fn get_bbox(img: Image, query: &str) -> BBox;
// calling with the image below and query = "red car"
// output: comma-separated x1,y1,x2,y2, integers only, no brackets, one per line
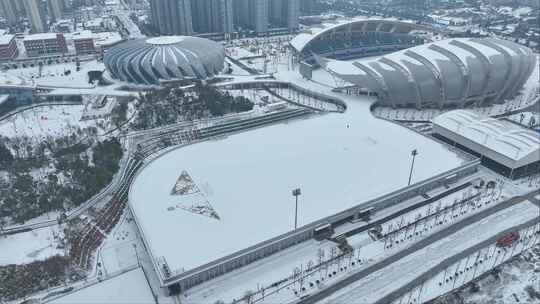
496,231,520,247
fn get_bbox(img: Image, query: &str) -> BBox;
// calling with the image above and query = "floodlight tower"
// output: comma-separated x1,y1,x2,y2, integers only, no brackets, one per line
408,149,419,186
292,188,302,230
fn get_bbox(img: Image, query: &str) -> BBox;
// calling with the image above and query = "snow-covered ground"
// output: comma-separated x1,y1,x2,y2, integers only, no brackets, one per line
506,111,540,128
0,104,95,140
2,60,105,89
401,224,540,304
321,201,540,303
0,225,65,265
98,212,143,275
225,58,252,76
457,244,540,304
47,268,155,304
226,47,258,60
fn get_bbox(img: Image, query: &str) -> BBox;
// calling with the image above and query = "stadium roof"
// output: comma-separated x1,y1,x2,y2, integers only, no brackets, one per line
318,38,536,108
433,110,540,168
290,17,440,53
104,36,225,85
129,99,465,286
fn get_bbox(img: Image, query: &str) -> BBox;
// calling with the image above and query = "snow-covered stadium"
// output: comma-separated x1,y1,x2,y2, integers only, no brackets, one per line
290,18,440,62
124,19,537,296
317,38,536,108
104,36,225,85
128,95,480,293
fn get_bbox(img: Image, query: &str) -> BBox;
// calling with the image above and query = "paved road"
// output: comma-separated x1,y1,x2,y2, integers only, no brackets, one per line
375,216,540,304
295,190,540,304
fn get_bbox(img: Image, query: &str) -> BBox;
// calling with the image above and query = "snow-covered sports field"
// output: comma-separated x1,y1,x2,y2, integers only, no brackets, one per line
129,78,467,277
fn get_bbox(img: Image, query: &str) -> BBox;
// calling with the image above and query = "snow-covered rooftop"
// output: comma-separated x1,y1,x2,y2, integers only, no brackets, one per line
23,33,60,41
129,93,466,283
433,110,540,166
67,31,123,48
92,32,123,48
70,30,94,40
0,33,14,45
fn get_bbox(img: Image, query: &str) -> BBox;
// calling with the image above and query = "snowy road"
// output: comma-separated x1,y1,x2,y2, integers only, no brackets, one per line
296,190,540,304
375,216,539,304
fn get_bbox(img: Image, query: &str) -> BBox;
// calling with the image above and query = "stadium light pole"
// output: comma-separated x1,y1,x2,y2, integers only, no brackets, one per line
292,188,302,230
408,149,419,186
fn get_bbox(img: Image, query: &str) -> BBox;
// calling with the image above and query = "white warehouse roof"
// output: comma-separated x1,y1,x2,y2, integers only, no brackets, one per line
432,110,540,169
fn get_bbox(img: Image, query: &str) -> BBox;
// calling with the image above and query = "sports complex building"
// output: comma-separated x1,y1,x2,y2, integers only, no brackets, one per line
290,18,439,63
126,19,538,294
433,110,540,179
104,36,225,85
128,100,479,293
289,18,536,109
318,38,536,109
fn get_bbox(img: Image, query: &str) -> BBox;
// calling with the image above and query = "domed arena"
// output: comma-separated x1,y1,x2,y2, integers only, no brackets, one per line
104,36,225,85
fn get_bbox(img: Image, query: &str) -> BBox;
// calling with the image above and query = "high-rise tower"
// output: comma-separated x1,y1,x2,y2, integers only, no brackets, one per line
0,0,19,25
191,0,233,34
47,0,64,21
149,0,193,35
23,0,47,33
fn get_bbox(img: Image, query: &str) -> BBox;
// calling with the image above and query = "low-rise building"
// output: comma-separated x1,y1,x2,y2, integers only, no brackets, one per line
23,33,67,57
433,110,540,179
92,31,123,51
72,31,96,55
0,34,18,60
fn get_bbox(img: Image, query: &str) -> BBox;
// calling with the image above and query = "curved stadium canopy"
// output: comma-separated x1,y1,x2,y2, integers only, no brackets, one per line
104,36,225,85
317,38,536,108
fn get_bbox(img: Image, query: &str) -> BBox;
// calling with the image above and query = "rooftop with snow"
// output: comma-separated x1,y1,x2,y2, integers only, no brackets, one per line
129,91,467,283
433,110,540,169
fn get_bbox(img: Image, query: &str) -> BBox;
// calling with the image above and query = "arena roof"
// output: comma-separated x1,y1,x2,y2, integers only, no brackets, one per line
433,110,540,169
318,37,536,108
290,17,440,53
104,36,225,85
129,97,466,286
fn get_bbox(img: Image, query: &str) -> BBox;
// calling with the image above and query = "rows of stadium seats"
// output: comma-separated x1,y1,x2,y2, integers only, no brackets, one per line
305,32,424,55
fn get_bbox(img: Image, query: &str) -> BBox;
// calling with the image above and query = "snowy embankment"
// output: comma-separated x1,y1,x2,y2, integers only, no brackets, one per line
47,268,154,304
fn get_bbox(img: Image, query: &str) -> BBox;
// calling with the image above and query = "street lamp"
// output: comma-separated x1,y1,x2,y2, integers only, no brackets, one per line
133,244,140,267
292,188,302,230
408,149,419,186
